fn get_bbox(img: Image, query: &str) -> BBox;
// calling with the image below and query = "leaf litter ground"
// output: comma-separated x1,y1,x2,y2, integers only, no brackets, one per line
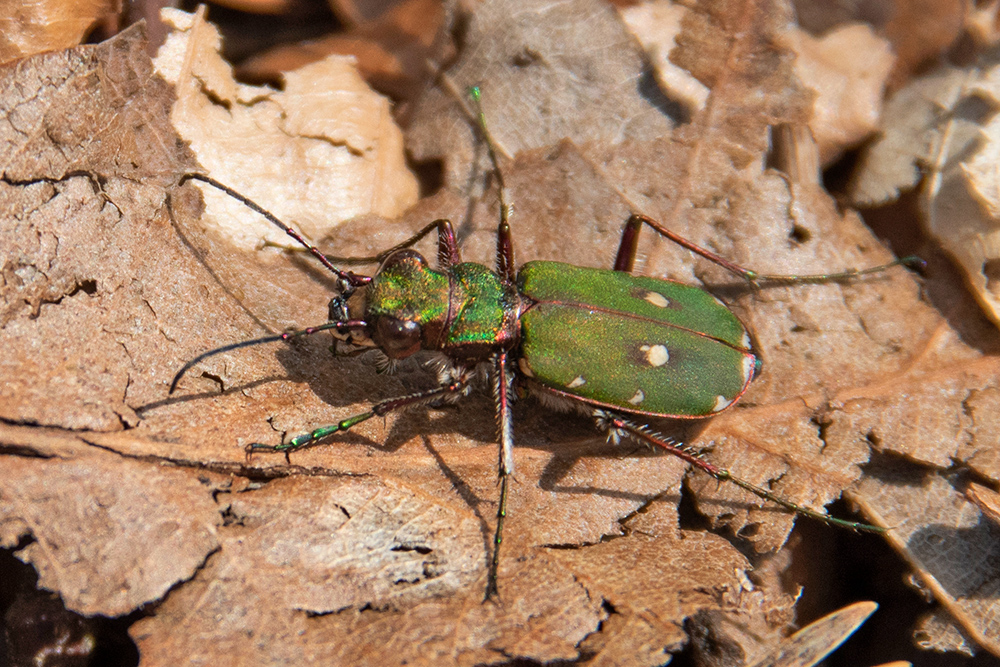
2,2,1000,664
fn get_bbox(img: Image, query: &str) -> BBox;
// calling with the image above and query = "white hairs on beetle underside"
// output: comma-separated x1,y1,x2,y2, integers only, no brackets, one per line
373,351,398,374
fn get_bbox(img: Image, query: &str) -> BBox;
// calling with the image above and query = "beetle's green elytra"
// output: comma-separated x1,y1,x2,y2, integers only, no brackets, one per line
517,261,756,418
171,86,922,601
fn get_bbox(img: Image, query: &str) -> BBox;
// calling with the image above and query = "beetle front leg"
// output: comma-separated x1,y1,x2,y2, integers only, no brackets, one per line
245,376,472,459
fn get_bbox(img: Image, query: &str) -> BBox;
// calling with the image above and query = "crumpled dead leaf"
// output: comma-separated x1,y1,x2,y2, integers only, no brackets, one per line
153,7,418,252
238,0,446,101
792,0,966,89
778,23,894,165
852,456,1000,656
967,482,1000,525
2,1,999,665
0,425,222,617
619,0,710,117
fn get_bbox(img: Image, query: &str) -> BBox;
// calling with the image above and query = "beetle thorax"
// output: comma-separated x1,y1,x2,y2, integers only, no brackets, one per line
362,250,521,361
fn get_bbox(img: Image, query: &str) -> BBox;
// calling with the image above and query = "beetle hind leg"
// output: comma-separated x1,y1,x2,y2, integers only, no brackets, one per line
594,411,886,534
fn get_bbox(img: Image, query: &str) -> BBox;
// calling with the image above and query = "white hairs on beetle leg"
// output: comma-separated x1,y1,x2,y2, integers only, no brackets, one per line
492,354,515,476
593,411,709,460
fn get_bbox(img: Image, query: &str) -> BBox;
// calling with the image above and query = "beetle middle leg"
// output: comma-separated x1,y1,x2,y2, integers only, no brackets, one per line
486,350,514,601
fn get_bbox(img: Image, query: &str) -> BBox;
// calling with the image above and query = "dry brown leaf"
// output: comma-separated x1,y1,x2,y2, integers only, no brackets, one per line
623,6,893,167
881,0,966,88
209,0,295,14
0,0,119,66
852,460,1000,656
406,0,674,185
790,0,893,35
794,0,968,90
967,482,1000,526
746,600,877,667
238,0,445,100
2,1,999,665
0,425,222,616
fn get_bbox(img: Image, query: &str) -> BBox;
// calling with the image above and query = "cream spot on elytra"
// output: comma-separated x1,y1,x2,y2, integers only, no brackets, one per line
567,376,586,388
742,354,755,384
629,389,645,405
639,344,669,367
644,291,670,308
713,395,733,412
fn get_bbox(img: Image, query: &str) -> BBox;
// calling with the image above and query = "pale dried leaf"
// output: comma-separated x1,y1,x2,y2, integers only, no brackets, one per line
153,7,418,250
849,65,970,206
619,0,709,116
853,465,1000,656
849,56,1000,331
778,23,894,165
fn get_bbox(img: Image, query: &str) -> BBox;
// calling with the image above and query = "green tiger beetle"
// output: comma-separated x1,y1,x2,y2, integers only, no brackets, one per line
171,87,923,600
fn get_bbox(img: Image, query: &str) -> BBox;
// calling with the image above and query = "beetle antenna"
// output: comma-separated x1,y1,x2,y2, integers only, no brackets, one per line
169,320,366,394
469,86,511,228
179,173,371,289
742,255,926,285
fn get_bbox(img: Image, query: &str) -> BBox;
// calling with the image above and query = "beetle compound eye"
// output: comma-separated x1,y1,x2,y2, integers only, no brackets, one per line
375,317,422,358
